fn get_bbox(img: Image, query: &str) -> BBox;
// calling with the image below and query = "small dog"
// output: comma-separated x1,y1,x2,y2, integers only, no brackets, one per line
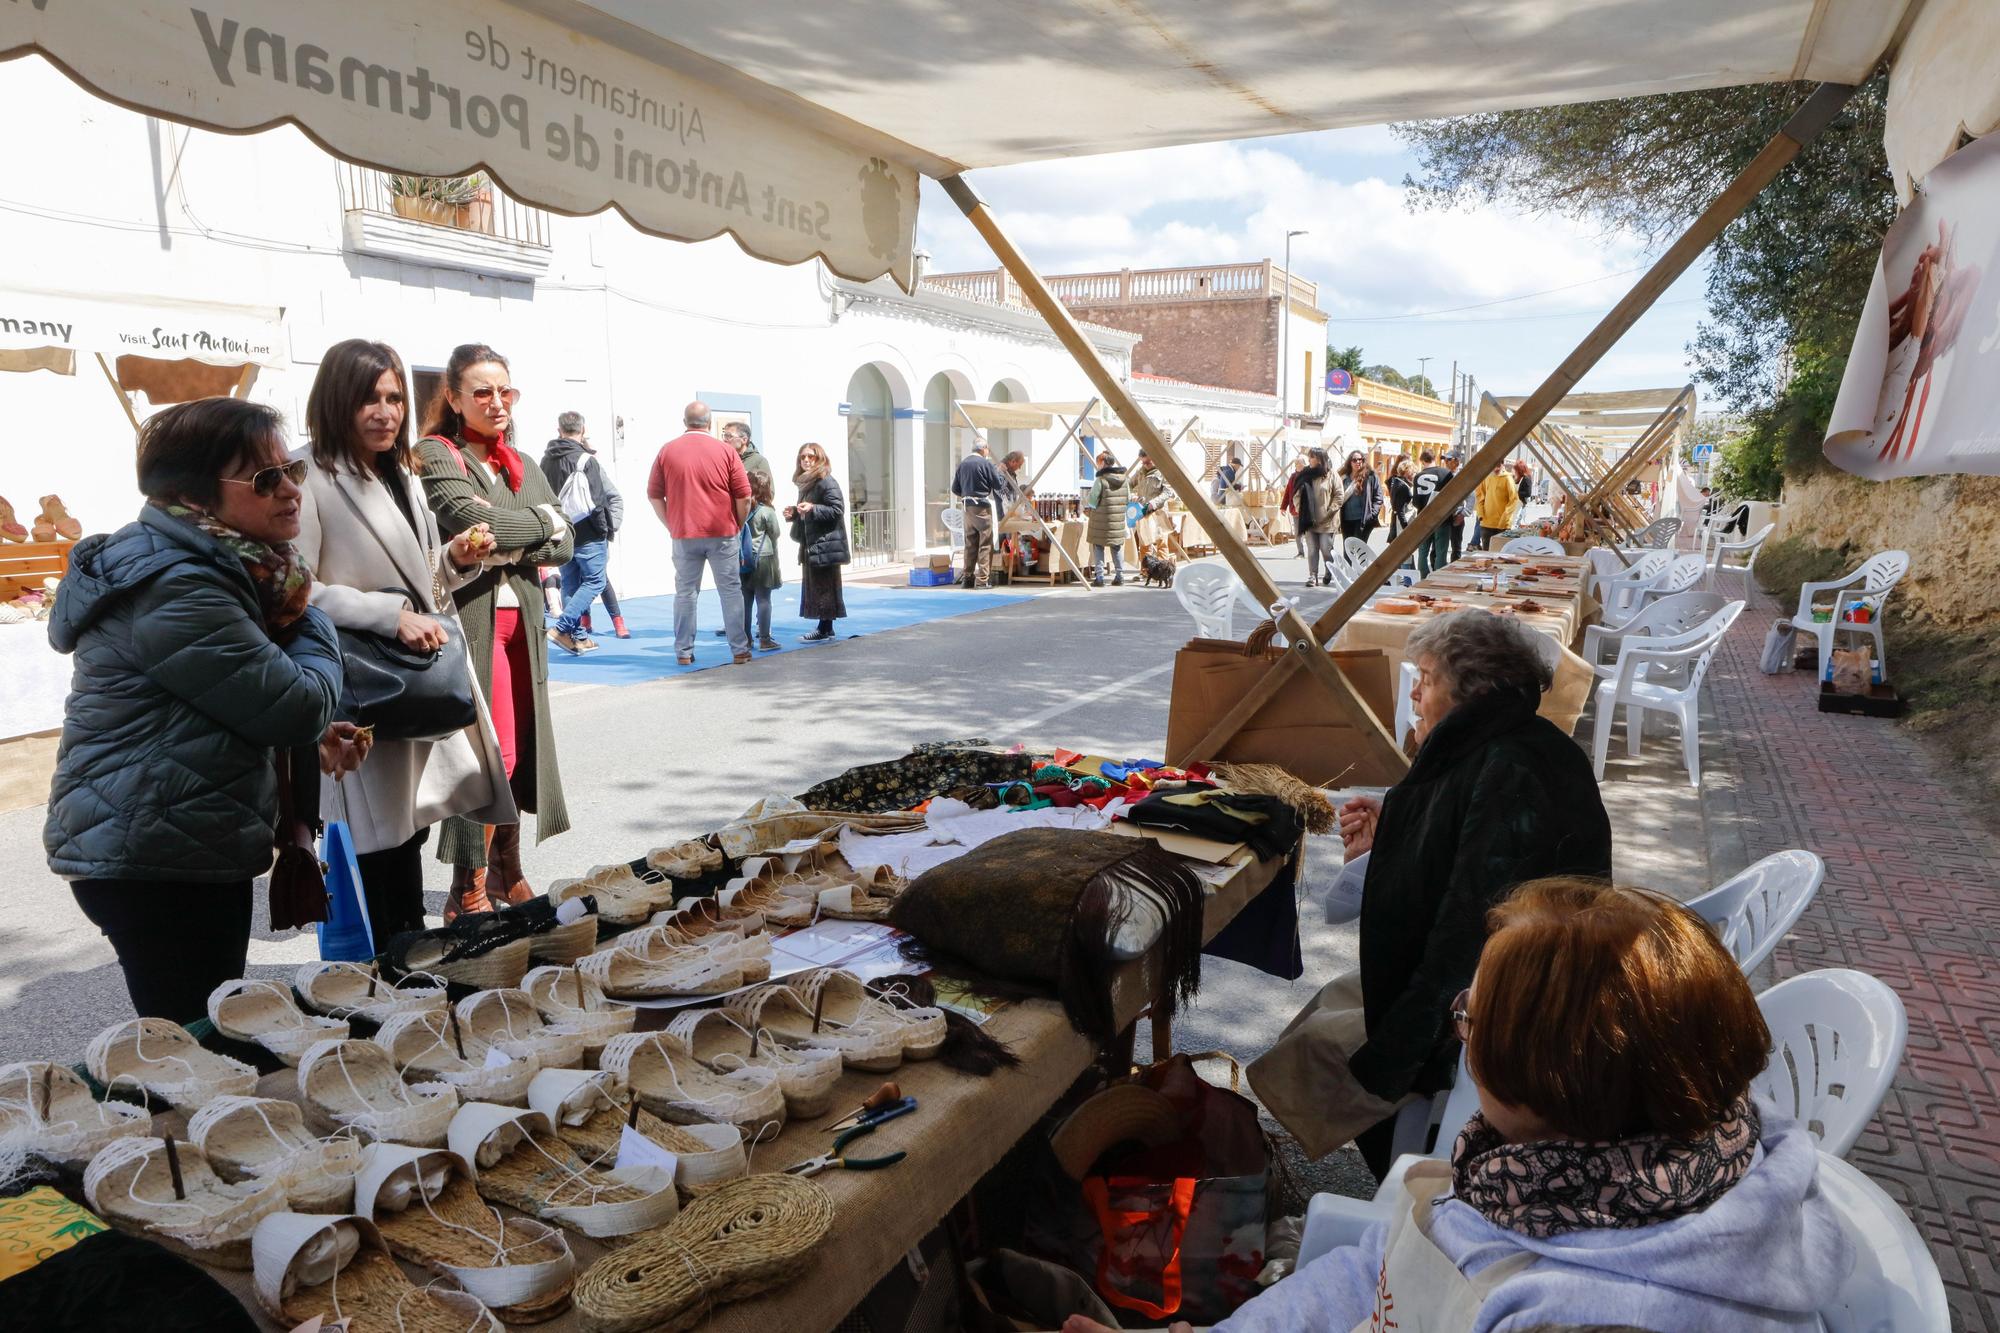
1140,543,1176,588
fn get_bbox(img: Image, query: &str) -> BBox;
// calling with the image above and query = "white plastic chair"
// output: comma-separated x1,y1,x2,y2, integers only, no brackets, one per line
1686,850,1825,974
1631,516,1681,548
1590,601,1746,785
1813,1152,1952,1333
1174,563,1243,638
1698,500,1749,556
1705,521,1775,599
1342,536,1376,580
1754,969,1908,1158
940,504,965,558
1629,553,1707,618
1499,535,1564,556
1791,550,1908,679
1581,591,1730,680
1393,660,1417,750
1599,549,1674,626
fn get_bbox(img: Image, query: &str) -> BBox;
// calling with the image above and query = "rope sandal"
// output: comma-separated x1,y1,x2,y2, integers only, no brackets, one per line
571,1174,834,1333
598,1032,786,1132
390,929,533,991
804,864,908,923
83,1135,286,1268
725,983,903,1074
792,967,948,1062
457,988,591,1072
645,838,723,879
252,1212,506,1333
576,940,744,1000
715,869,817,930
353,1142,575,1322
207,978,349,1067
374,1010,541,1106
188,1094,364,1213
447,1103,681,1240
523,1068,746,1198
85,1017,258,1112
664,1009,842,1120
521,965,636,1059
297,1038,458,1146
552,864,674,926
530,899,601,965
295,961,447,1026
617,922,772,985
0,1060,151,1165
655,895,766,941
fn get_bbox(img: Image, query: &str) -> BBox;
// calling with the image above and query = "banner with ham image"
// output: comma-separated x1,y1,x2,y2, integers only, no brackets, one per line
1825,132,2000,479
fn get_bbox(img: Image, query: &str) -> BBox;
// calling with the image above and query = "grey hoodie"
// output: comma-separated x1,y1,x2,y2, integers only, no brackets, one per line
1219,1114,1851,1332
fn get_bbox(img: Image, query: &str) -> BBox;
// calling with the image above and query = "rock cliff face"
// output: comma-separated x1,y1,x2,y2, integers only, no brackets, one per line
1773,471,2000,628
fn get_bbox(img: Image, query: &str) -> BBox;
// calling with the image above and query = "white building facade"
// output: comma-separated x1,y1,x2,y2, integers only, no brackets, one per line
0,59,1135,598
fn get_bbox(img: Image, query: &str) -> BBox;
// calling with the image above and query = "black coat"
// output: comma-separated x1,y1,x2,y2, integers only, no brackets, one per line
790,474,849,567
1348,691,1612,1101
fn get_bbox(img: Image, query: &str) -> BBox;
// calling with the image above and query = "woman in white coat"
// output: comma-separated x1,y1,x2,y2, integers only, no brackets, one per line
294,338,515,933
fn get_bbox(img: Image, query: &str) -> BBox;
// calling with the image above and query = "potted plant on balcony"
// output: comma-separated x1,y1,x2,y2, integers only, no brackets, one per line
387,173,481,228
457,179,495,235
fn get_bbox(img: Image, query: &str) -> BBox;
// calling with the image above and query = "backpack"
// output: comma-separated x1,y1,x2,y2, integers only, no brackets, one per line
738,517,757,579
557,455,596,523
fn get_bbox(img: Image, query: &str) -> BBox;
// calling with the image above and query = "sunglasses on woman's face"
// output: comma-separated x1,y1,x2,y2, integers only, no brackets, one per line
466,385,520,405
219,458,309,497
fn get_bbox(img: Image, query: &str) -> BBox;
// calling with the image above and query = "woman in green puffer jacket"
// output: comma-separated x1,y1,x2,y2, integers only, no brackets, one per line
45,397,349,1023
1084,450,1131,586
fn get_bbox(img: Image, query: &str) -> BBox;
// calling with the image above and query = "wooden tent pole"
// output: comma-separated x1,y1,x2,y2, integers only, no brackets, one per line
95,353,142,434
992,396,1100,589
1174,81,1855,765
943,173,1407,773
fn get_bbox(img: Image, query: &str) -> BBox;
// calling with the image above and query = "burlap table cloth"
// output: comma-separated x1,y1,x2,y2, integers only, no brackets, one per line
175,847,1291,1332
1335,554,1602,734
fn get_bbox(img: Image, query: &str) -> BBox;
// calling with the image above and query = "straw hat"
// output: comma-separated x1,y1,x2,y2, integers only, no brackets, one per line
1049,1083,1182,1180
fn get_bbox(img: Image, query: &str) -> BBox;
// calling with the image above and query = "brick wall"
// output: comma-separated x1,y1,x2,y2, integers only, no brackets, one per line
1064,296,1277,395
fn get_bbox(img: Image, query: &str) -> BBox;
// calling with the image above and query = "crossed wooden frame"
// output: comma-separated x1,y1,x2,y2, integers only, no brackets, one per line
942,81,1855,778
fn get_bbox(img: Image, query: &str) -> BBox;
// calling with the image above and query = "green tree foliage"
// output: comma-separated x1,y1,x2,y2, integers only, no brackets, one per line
1395,79,1897,476
1328,344,1366,374
1362,363,1408,389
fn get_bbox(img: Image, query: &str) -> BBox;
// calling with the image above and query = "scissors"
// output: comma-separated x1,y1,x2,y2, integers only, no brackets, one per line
783,1097,916,1176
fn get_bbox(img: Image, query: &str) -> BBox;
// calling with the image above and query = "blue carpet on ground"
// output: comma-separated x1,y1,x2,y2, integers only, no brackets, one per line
545,583,1030,686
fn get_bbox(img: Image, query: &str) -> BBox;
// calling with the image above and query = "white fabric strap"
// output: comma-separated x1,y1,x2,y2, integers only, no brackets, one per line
447,1103,553,1178
251,1212,385,1315
352,1142,464,1217
541,1164,679,1238
441,1216,576,1308
526,1067,624,1127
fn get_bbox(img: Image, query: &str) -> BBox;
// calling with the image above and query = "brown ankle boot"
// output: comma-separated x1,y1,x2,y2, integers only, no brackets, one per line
490,822,534,905
443,863,492,921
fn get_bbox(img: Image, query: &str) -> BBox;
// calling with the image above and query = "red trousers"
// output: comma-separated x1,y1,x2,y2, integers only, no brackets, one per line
489,607,532,780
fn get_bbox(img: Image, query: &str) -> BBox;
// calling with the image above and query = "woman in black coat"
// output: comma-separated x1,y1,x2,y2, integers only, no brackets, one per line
1260,610,1612,1178
784,441,849,643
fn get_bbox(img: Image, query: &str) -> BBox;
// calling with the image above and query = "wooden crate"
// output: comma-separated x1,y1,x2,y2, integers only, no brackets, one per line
0,540,73,601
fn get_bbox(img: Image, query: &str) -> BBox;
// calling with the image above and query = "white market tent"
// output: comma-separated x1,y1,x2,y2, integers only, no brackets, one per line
2,0,1988,780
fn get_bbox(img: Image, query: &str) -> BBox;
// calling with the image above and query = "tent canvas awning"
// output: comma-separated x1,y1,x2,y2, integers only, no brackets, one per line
0,287,285,369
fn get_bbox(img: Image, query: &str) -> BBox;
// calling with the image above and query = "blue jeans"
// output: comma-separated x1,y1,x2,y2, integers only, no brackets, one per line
742,585,772,642
672,536,747,655
555,540,609,637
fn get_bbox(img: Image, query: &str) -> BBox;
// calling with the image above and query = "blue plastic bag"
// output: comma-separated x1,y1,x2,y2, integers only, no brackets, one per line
316,811,376,961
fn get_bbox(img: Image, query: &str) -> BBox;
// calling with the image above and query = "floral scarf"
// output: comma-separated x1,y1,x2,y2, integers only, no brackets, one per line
793,460,828,491
1449,1097,1761,1238
152,500,313,640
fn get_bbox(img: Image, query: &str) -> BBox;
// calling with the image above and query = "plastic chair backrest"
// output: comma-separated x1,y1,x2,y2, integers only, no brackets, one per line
1858,550,1909,595
1499,536,1564,556
1614,548,1673,585
1754,969,1907,1158
1725,522,1776,557
1635,516,1681,547
1681,601,1746,694
1343,536,1376,573
1620,590,1731,640
1812,1151,1952,1332
1657,553,1705,595
1686,849,1825,974
1174,563,1241,638
940,505,965,552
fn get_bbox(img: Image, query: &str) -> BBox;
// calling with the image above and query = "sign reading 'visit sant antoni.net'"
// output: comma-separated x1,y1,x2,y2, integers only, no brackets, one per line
0,287,285,367
0,0,919,286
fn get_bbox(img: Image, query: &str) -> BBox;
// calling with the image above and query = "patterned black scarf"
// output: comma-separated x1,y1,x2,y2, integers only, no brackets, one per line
1450,1097,1761,1238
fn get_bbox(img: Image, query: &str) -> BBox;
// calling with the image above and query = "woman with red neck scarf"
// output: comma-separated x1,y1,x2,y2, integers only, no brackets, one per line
415,343,573,918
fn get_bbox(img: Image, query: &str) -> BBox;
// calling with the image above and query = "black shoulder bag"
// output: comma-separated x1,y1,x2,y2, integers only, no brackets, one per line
337,587,479,741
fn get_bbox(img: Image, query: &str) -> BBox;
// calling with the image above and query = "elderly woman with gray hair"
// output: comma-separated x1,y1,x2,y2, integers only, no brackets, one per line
1249,609,1612,1179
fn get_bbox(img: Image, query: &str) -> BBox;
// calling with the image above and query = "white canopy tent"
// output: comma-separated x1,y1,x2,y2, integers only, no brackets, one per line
0,0,1980,778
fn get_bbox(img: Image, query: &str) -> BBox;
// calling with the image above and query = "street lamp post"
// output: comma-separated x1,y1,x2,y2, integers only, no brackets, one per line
1415,356,1433,396
1280,229,1307,465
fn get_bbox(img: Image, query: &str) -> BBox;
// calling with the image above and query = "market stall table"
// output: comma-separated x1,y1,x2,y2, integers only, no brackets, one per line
1334,553,1601,732
177,838,1294,1332
1177,507,1248,555
997,513,1138,584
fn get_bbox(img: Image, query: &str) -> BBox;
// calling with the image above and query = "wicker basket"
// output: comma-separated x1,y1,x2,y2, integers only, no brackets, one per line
0,1060,151,1165
83,1135,286,1269
664,1008,841,1119
598,1031,785,1133
572,1174,834,1333
85,1017,259,1112
207,978,349,1066
297,1038,458,1146
188,1094,363,1213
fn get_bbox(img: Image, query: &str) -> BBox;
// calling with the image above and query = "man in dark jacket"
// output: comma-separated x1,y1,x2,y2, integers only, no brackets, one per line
540,411,615,654
1249,610,1611,1178
951,441,1015,590
1410,449,1455,578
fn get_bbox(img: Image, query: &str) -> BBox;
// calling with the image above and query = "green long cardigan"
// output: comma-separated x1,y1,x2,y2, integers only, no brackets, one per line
416,435,573,863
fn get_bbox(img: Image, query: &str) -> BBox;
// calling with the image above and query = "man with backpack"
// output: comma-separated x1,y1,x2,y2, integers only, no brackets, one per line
540,411,617,655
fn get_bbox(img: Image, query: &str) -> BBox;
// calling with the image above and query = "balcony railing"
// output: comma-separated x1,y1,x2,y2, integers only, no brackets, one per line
337,166,553,279
923,260,1319,311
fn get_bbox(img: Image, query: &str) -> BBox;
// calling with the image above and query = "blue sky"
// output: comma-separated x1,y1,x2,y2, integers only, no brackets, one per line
917,125,1711,400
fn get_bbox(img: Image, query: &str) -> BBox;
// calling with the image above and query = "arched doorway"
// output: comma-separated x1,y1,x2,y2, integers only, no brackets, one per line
845,363,899,565
923,371,973,545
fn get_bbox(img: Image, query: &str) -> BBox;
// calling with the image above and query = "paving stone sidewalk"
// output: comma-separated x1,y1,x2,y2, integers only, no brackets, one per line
1702,583,1999,1331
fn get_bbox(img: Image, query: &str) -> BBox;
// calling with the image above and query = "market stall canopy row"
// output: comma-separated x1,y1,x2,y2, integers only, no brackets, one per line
0,0,1957,291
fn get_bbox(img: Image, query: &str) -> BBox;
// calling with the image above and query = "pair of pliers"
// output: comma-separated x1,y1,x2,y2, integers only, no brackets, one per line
783,1098,916,1176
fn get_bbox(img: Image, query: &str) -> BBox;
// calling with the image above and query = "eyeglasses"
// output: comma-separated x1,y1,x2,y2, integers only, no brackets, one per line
465,385,521,406
1451,988,1473,1040
219,459,309,497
